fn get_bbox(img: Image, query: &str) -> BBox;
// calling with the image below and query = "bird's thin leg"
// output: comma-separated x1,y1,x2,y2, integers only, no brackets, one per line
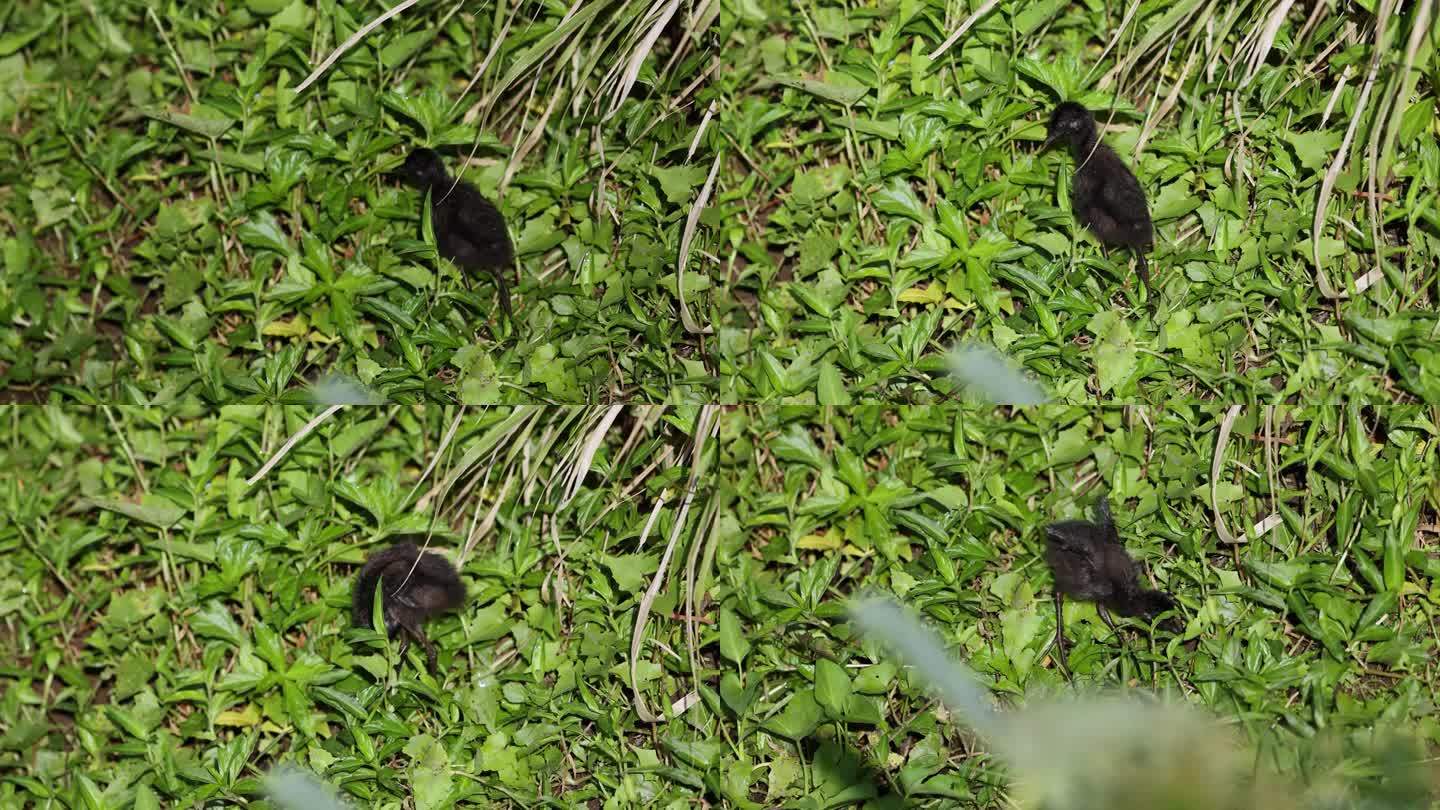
452,261,501,340
388,613,427,672
1098,605,1134,677
487,266,513,321
1099,605,1123,640
423,635,439,674
1134,250,1151,291
403,622,439,674
1053,591,1071,680
1134,251,1155,314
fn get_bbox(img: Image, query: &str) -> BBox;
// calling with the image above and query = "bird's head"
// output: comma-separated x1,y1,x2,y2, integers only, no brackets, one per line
397,147,448,188
1043,102,1095,150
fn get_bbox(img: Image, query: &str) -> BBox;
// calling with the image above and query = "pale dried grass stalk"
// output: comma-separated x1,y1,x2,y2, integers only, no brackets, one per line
677,152,722,334
293,0,419,95
627,494,671,722
606,0,682,120
1240,0,1298,87
405,407,467,511
1211,404,1243,543
628,405,720,723
561,405,626,507
1312,10,1388,299
246,406,344,487
927,0,1002,61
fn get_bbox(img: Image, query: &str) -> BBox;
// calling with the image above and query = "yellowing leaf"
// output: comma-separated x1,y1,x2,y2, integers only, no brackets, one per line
216,705,261,727
797,528,843,550
898,283,944,304
262,316,309,337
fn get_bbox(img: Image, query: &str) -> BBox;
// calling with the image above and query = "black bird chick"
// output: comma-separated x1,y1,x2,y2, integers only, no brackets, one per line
352,542,465,673
396,147,515,319
1044,102,1155,297
1042,497,1175,677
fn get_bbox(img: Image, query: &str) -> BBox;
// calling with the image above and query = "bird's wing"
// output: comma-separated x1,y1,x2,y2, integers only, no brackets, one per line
1071,164,1103,209
1097,165,1151,230
447,186,515,267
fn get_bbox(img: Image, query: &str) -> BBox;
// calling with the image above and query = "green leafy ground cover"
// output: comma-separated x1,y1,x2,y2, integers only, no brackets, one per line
2,0,1440,807
716,0,1439,404
1,1,720,403
3,402,1438,806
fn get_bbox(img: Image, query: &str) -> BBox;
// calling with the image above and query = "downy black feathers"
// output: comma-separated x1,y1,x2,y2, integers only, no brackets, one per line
1042,497,1175,677
397,147,515,318
352,542,465,672
1043,497,1174,619
1044,102,1155,296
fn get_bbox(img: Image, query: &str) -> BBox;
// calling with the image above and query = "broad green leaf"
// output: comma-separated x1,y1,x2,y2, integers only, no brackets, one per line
238,212,294,255
1087,310,1137,394
652,165,709,204
0,13,58,57
84,495,185,528
380,31,433,68
774,75,868,105
817,362,850,405
192,601,245,647
814,659,852,719
1284,129,1343,171
720,672,756,715
141,106,235,138
719,607,751,665
771,424,825,469
664,736,725,770
601,553,658,593
873,177,929,223
764,689,823,739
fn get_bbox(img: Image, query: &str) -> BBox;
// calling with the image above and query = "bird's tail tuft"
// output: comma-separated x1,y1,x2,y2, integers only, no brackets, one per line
1123,588,1176,619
